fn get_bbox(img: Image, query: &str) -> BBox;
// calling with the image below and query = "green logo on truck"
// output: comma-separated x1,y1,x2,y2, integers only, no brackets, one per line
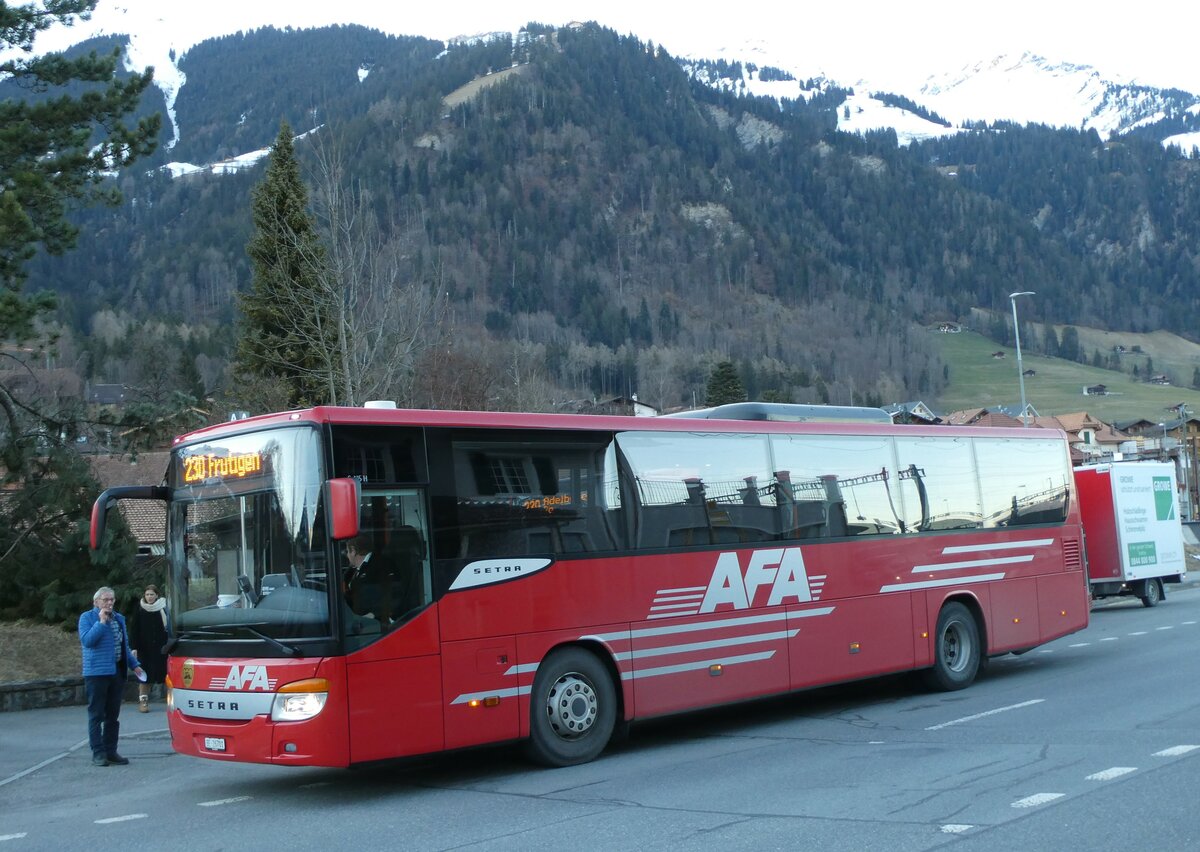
1153,477,1175,520
1127,541,1159,567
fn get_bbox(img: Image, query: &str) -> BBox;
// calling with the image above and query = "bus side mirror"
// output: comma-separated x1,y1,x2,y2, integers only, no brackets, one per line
326,478,360,541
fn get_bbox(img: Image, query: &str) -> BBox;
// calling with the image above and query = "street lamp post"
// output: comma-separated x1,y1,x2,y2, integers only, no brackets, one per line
1009,291,1035,427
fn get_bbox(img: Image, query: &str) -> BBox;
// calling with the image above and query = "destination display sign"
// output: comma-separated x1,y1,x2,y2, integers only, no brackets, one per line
180,450,268,485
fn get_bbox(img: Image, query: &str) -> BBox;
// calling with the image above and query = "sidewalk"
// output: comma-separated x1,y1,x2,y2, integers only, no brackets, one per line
0,698,169,789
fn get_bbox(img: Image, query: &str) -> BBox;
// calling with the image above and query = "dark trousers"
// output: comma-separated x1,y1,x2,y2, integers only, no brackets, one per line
84,669,125,757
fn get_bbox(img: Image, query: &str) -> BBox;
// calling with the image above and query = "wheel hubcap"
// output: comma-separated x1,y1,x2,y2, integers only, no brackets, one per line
545,673,598,740
943,622,971,673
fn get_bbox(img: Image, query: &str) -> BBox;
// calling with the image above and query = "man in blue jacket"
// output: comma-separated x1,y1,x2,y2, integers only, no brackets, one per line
79,587,145,767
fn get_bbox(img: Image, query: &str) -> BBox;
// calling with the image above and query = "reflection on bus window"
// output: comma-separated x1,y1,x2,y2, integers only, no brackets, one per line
974,438,1070,527
894,436,983,532
617,432,777,547
446,438,620,558
770,434,902,537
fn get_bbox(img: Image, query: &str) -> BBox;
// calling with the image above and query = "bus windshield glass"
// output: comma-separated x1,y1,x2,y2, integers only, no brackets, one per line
167,426,332,644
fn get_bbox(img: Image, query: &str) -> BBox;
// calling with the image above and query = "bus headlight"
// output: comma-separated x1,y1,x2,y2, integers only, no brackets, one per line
270,678,329,722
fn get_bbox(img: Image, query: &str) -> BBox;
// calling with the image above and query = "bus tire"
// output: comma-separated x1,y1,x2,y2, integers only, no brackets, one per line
525,647,617,767
922,602,980,691
1140,578,1162,608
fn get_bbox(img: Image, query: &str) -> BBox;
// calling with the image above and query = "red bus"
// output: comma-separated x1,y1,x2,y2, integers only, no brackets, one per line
91,403,1089,768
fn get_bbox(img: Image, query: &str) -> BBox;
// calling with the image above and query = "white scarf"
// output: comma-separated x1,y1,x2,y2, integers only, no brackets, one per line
140,596,168,628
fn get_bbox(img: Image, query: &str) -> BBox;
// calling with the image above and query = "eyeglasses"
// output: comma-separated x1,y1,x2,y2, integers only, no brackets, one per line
97,596,115,602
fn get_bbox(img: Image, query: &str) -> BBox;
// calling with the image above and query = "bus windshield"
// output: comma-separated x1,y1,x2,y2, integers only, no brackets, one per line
167,426,332,646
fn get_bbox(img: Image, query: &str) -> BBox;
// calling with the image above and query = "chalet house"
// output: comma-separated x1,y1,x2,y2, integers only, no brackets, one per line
1031,412,1127,462
1022,369,1036,377
942,407,1025,428
86,383,128,405
883,401,941,424
991,351,1006,359
1083,384,1108,396
936,323,961,333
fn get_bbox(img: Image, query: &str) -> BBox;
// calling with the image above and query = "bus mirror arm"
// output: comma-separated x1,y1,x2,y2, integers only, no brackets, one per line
90,486,169,550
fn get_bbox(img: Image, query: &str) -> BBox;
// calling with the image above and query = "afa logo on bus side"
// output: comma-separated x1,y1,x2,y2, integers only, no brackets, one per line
700,547,816,611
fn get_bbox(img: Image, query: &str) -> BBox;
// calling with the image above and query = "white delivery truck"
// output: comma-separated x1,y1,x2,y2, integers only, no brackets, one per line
1074,461,1187,607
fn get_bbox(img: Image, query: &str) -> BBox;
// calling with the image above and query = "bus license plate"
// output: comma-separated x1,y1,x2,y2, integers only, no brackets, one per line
204,736,226,752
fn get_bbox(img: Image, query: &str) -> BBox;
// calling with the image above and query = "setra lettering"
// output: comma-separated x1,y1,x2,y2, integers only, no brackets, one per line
474,564,525,575
187,699,240,711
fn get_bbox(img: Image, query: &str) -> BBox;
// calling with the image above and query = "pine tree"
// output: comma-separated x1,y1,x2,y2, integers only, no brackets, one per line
705,361,747,406
0,0,159,621
233,122,338,408
0,0,159,341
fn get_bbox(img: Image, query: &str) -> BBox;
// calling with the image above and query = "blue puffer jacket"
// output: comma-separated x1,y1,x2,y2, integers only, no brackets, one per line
78,608,141,676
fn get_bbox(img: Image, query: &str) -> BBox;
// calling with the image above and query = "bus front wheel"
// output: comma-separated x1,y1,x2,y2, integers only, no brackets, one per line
922,602,980,691
525,647,617,767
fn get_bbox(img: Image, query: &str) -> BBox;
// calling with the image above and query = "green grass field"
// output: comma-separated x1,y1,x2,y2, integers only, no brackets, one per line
931,325,1200,424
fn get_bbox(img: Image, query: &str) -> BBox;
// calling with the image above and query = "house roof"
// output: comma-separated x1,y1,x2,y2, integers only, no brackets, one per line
88,452,170,544
941,407,1024,427
1031,412,1127,444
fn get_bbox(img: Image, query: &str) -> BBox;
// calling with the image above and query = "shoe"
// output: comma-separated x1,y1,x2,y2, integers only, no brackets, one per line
138,696,149,713
106,753,129,765
92,755,109,767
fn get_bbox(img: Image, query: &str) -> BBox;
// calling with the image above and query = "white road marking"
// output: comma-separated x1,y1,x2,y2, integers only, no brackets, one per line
0,752,70,789
198,796,252,807
1011,793,1064,808
1086,767,1136,781
1129,631,1148,636
1100,636,1118,641
1155,745,1200,757
1068,642,1090,647
0,834,28,842
926,699,1044,731
1155,626,1174,631
940,824,974,834
1038,649,1054,654
95,814,148,824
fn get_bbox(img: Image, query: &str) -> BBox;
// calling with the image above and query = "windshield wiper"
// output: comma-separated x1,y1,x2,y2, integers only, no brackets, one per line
177,623,304,657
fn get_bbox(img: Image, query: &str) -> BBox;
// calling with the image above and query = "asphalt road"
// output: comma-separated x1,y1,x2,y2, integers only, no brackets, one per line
3,585,1200,851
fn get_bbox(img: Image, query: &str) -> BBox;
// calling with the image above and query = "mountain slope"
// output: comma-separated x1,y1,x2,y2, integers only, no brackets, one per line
13,22,1200,413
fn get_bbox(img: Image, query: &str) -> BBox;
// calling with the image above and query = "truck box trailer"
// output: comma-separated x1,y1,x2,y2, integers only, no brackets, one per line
1074,461,1187,606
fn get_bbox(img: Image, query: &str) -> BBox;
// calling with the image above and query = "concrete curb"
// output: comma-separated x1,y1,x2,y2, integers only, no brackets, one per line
0,676,142,713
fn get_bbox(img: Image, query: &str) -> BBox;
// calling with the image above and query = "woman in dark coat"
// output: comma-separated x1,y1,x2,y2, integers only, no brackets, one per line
129,584,169,712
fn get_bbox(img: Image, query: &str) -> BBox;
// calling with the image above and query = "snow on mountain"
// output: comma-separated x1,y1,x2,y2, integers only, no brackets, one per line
13,1,1200,163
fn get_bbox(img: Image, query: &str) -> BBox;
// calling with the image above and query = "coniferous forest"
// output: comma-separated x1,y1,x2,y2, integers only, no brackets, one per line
15,21,1200,413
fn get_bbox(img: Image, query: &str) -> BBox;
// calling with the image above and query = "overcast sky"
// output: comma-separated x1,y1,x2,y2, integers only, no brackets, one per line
27,1,1200,93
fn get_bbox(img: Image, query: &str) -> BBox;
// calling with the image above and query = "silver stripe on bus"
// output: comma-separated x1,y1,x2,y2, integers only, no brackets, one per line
656,585,707,595
940,539,1054,553
591,606,836,643
650,602,705,612
502,662,541,676
913,555,1034,572
614,629,801,662
880,572,1007,593
652,593,707,602
622,651,778,680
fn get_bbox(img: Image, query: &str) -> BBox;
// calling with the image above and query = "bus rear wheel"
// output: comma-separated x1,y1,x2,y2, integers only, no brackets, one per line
525,647,617,767
922,602,980,691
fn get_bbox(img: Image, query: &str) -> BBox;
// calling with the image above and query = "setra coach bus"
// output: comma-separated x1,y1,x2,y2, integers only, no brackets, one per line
90,402,1089,768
